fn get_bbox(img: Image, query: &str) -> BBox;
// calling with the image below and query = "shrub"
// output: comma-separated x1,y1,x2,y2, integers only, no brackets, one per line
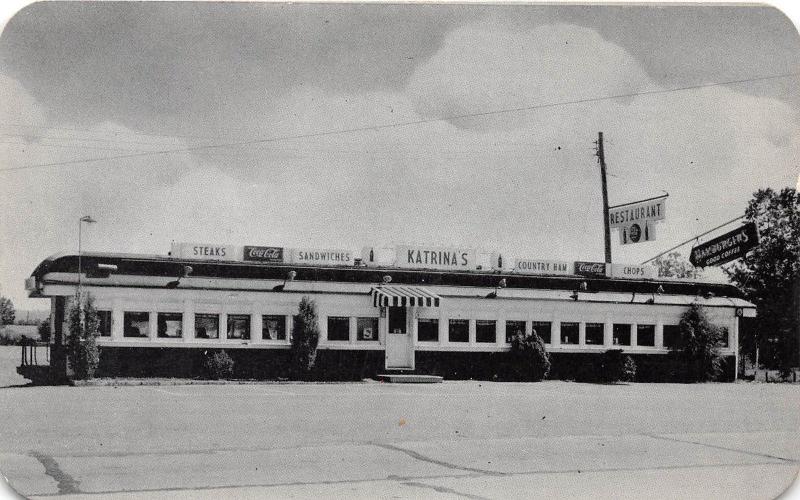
203,350,234,380
601,349,637,383
509,330,551,381
66,294,100,380
38,318,51,343
291,296,320,380
676,302,724,382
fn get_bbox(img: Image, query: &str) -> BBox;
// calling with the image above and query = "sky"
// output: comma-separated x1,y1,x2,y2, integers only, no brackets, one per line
0,2,799,310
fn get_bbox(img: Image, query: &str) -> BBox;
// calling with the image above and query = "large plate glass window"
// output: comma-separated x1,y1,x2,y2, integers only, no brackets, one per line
586,323,604,345
195,314,219,339
357,317,379,341
532,321,551,344
417,318,439,342
637,324,655,346
158,313,183,338
663,325,682,348
476,320,496,343
612,324,631,346
448,319,469,343
327,316,350,341
505,321,526,343
123,311,149,338
561,322,579,344
227,314,251,340
262,315,286,340
97,310,112,337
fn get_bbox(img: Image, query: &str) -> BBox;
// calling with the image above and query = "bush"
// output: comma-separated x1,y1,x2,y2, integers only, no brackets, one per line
676,302,724,382
38,318,51,343
203,350,235,380
66,294,100,380
509,330,551,381
291,296,320,380
601,349,637,383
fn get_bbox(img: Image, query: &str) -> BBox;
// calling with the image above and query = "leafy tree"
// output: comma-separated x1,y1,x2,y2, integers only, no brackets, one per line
0,296,15,325
601,349,637,383
675,302,724,382
291,296,320,380
725,187,799,371
203,350,234,380
509,330,550,381
654,252,703,279
66,295,100,380
38,317,51,343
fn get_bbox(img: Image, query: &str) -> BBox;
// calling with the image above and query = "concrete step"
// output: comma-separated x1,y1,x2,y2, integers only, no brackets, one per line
376,373,443,383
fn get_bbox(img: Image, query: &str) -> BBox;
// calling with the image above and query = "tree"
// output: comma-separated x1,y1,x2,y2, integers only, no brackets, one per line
725,188,799,371
654,252,703,279
66,295,100,380
291,296,320,380
38,317,51,343
0,296,15,325
509,330,551,381
675,302,724,382
601,349,637,383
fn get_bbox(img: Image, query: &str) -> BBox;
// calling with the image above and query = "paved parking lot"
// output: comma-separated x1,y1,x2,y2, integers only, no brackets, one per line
0,349,798,499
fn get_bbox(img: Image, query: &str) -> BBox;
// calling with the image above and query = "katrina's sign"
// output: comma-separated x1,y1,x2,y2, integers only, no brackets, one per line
608,196,666,228
574,261,607,277
243,246,284,263
512,259,572,275
396,245,476,271
690,222,759,267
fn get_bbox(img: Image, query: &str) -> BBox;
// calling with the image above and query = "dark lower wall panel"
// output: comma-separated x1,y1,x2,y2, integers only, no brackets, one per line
96,347,735,382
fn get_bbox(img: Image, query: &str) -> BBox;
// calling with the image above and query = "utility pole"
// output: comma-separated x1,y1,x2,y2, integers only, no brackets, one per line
596,132,612,263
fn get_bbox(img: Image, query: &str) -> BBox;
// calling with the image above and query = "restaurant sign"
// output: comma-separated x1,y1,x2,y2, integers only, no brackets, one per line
291,248,354,266
170,242,241,261
395,245,476,271
608,196,667,228
243,246,285,263
609,263,657,279
574,261,607,278
512,259,573,275
689,222,759,267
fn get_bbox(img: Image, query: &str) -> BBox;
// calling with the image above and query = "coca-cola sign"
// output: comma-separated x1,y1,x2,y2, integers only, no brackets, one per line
574,261,607,277
243,246,284,263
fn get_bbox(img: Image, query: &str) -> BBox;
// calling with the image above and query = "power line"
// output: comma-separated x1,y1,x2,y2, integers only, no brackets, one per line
2,71,797,174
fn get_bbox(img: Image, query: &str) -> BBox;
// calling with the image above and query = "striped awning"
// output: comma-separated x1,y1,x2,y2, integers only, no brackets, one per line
370,285,441,308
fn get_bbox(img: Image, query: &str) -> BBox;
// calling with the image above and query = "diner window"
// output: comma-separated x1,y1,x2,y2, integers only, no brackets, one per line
476,320,496,343
157,312,183,338
417,318,439,342
262,315,286,341
97,310,112,337
357,317,379,341
532,321,552,344
327,316,350,341
718,327,729,348
123,312,149,338
637,324,655,346
448,319,469,343
586,323,604,345
195,314,219,339
561,322,579,345
613,324,631,346
663,325,682,349
227,314,251,340
506,321,526,343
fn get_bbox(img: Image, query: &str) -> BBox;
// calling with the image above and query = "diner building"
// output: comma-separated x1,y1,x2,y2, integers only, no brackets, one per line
21,242,756,382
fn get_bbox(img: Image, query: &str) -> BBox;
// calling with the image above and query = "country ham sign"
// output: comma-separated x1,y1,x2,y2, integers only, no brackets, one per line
689,222,759,267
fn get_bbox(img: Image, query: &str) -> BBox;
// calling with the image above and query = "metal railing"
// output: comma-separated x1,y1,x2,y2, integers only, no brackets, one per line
20,338,50,367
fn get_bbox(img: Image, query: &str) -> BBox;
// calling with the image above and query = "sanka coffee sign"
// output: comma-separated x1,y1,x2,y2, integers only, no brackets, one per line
690,222,759,267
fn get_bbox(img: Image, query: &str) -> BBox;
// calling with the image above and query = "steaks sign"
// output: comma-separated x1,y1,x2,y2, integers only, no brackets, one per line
689,222,759,267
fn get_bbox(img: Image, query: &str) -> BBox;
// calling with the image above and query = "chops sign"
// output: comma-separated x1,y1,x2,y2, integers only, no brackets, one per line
689,222,759,267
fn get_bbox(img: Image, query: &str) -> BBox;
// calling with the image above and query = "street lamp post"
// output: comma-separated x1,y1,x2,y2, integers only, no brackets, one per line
77,216,97,304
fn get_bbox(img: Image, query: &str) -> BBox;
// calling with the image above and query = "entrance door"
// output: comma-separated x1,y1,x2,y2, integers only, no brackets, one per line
385,306,414,369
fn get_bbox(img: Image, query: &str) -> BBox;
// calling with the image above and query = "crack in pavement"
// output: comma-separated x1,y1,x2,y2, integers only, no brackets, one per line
643,434,797,463
402,480,492,500
28,451,81,495
371,442,503,476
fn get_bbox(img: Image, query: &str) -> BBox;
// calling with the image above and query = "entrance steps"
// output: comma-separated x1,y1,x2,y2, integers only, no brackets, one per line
376,373,443,383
